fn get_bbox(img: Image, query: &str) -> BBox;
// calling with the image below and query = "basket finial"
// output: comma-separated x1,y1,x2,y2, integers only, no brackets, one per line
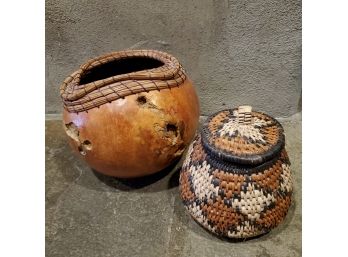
235,105,253,124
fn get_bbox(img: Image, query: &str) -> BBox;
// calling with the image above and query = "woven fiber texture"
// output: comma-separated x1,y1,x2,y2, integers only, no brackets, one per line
60,50,186,113
179,107,293,239
201,108,285,165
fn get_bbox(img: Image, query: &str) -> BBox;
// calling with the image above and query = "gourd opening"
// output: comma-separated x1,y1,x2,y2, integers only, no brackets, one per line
79,57,164,85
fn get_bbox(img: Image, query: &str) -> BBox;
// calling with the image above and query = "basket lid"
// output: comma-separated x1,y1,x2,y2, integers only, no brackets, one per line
200,106,285,165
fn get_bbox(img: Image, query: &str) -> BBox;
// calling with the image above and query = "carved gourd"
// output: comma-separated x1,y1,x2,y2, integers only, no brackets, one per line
60,50,200,178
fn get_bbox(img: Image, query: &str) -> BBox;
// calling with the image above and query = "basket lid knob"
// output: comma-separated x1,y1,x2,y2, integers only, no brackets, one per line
234,105,253,124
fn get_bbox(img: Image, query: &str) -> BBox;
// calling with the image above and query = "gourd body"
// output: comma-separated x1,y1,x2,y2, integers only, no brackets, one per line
61,50,200,177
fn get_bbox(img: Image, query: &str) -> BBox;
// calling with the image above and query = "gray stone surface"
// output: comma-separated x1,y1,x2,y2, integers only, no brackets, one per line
46,114,301,257
46,0,301,117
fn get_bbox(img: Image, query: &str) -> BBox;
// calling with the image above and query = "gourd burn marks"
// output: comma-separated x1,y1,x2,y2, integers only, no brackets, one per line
166,123,178,137
136,94,162,110
135,93,187,158
136,95,147,105
64,122,92,155
164,122,185,156
64,122,79,142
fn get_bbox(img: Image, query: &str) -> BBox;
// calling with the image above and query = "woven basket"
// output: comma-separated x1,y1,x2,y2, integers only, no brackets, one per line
179,106,293,238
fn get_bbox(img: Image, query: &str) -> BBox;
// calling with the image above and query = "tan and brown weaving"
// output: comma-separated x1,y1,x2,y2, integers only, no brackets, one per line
180,106,293,238
60,50,186,113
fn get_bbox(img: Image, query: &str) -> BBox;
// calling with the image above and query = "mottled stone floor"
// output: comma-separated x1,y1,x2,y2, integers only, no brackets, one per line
46,114,301,257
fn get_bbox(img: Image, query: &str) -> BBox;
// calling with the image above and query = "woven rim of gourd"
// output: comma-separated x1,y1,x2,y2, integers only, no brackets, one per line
60,49,187,113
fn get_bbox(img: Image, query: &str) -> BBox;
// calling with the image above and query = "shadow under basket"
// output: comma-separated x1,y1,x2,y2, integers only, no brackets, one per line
179,106,293,239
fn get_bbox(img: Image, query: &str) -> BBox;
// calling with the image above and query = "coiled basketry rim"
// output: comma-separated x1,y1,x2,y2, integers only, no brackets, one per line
60,49,187,113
